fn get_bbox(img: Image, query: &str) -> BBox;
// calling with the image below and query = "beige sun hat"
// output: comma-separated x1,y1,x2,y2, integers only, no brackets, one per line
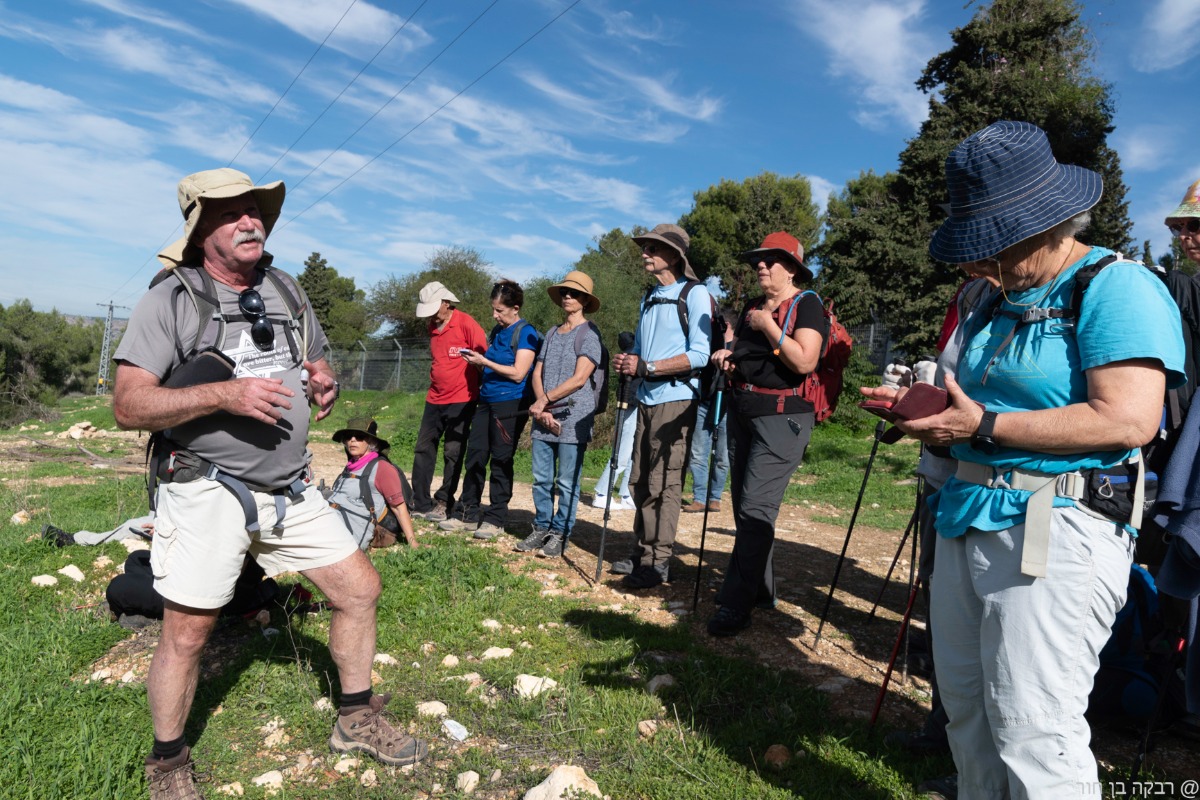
415,281,461,318
156,168,285,268
547,270,600,313
632,223,698,281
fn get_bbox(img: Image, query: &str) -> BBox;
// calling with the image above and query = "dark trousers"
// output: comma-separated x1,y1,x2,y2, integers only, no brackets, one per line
410,400,474,514
457,398,526,526
630,400,697,566
715,410,813,613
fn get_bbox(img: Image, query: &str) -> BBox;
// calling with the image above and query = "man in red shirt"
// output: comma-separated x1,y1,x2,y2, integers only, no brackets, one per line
410,281,487,521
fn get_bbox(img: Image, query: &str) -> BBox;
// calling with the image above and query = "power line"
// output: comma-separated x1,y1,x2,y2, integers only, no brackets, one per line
284,0,501,199
278,0,585,231
108,1,360,305
230,0,360,168
255,0,432,185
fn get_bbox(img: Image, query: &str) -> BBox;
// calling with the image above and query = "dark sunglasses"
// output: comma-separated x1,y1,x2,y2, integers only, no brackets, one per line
559,288,581,299
1168,218,1200,237
641,243,660,255
238,289,275,351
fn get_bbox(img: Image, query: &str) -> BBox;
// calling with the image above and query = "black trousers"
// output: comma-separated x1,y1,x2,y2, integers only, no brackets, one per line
456,398,526,526
410,400,474,514
715,410,813,614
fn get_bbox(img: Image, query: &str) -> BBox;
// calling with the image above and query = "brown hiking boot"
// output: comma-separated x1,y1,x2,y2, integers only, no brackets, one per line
330,693,429,766
682,501,705,513
145,747,206,800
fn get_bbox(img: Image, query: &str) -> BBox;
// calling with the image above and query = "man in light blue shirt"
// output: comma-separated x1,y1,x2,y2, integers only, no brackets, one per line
610,224,712,589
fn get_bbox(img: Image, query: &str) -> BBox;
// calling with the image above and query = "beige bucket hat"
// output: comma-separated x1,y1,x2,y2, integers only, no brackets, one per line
547,270,600,313
632,223,698,281
156,168,285,267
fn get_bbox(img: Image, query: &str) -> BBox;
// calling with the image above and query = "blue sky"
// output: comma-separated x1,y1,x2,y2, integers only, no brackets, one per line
1,0,1198,319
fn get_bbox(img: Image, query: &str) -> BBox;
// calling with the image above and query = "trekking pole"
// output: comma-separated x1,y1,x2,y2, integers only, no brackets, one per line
867,505,917,623
813,419,887,650
594,332,636,583
692,372,728,613
900,475,922,685
1128,632,1187,787
869,575,922,728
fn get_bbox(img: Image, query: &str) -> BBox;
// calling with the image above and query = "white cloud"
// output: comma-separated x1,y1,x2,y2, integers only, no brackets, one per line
789,0,933,131
1132,0,1200,72
599,8,670,43
226,0,431,58
806,175,838,214
584,57,722,122
1112,125,1179,172
80,0,207,40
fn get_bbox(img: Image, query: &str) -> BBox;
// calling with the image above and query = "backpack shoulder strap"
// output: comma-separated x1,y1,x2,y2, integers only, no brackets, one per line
160,265,223,358
676,279,698,339
261,266,310,364
1068,254,1122,319
358,459,380,520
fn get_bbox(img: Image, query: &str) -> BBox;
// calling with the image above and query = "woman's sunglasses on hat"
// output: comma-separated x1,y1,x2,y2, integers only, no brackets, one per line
1168,218,1200,237
238,289,275,351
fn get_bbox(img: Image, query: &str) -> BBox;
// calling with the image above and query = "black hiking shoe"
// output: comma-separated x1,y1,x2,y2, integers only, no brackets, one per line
884,729,951,756
707,606,752,637
42,524,74,548
621,562,668,589
514,527,550,553
609,554,640,575
536,533,566,558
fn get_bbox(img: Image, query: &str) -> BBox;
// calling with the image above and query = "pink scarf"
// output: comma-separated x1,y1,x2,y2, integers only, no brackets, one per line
345,450,379,473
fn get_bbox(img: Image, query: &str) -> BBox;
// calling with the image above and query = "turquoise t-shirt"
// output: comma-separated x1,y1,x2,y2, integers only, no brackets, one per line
480,320,540,403
934,248,1186,538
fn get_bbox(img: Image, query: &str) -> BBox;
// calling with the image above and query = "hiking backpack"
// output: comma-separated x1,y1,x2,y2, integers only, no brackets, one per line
488,319,544,406
640,280,728,399
545,320,611,414
759,290,853,423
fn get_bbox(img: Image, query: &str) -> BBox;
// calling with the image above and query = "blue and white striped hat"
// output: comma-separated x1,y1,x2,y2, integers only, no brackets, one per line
929,120,1103,264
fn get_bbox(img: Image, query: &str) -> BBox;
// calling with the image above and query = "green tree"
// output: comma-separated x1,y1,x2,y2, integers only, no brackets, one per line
296,252,369,345
368,246,497,339
680,172,822,306
816,0,1133,355
0,301,101,424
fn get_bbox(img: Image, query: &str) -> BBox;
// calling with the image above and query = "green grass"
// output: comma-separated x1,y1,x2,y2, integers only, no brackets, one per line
0,393,946,799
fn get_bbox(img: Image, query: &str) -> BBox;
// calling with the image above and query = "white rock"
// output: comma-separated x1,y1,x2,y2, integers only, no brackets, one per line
645,674,676,695
373,653,398,666
514,674,558,699
817,678,848,694
252,770,283,790
121,538,150,553
443,719,469,741
10,511,30,525
121,670,136,683
441,654,460,668
91,668,111,681
313,697,334,712
481,618,502,630
637,720,658,739
489,769,502,782
58,564,85,583
261,628,280,638
416,701,448,718
216,782,245,796
420,642,437,655
481,647,513,660
522,765,602,800
254,609,271,626
32,574,58,587
333,757,360,774
93,555,113,569
260,718,285,733
483,585,496,593
264,730,290,748
359,769,378,788
456,770,480,794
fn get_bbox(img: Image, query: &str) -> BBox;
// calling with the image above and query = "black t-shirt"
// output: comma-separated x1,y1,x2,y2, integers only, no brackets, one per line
731,292,826,416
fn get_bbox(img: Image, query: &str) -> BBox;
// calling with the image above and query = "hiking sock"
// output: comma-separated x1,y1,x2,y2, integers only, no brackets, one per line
151,735,187,761
338,689,373,714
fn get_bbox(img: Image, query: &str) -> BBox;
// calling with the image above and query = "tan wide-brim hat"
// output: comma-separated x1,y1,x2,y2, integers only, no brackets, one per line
156,168,285,268
632,223,699,281
547,270,600,313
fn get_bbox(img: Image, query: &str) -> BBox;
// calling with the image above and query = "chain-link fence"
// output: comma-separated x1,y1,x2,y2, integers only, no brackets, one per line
326,339,431,392
846,321,896,372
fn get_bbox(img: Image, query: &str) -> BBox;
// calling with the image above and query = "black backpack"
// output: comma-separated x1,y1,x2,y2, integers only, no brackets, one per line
640,280,726,399
544,320,611,414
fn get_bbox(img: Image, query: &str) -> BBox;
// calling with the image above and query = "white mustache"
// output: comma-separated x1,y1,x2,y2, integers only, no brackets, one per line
234,229,265,246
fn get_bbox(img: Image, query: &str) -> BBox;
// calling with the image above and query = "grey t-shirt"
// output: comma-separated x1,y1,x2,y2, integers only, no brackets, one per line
114,262,328,488
532,323,602,444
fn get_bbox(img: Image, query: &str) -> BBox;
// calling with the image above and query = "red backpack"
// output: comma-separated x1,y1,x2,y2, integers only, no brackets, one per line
782,291,852,423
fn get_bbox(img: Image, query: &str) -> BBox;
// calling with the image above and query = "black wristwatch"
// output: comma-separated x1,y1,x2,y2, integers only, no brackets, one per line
970,411,1000,454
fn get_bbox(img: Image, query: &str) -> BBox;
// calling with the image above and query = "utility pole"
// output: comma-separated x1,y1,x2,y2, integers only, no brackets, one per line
95,302,129,395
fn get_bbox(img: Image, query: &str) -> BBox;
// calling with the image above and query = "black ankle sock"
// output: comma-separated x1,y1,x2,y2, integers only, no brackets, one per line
338,689,373,712
152,735,187,761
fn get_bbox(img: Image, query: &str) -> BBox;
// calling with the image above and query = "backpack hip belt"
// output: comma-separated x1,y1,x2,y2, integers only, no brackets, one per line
156,442,308,533
732,381,802,414
954,459,1142,579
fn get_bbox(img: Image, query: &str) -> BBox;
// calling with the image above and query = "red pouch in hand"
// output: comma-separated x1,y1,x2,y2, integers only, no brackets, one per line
859,382,949,423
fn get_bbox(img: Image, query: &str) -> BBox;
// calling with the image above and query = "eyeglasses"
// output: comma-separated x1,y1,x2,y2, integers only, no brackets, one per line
238,289,275,351
559,288,580,299
1167,218,1200,237
641,244,660,255
754,255,787,267
346,433,370,442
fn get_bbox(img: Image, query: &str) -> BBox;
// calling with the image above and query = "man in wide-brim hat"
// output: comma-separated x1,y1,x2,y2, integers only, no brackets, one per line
609,223,713,589
113,168,428,798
